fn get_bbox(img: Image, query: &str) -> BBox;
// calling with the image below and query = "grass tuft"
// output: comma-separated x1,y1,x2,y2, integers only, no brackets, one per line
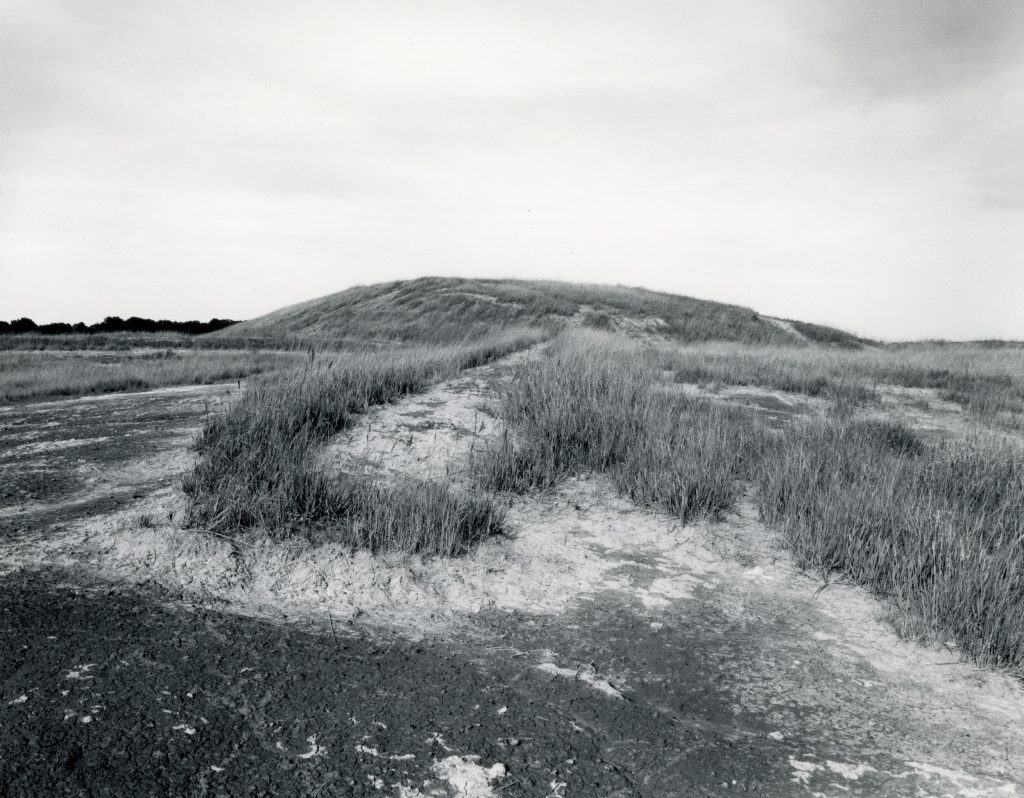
183,329,544,554
483,331,761,523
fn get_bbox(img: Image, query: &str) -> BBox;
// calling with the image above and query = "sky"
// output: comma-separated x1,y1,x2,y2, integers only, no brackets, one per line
1,0,1022,340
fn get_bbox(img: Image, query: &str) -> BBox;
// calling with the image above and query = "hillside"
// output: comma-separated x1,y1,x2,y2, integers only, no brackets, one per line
216,277,869,347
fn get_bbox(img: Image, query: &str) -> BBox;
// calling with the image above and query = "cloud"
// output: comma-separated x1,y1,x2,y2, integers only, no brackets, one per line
0,0,1021,338
812,0,1024,97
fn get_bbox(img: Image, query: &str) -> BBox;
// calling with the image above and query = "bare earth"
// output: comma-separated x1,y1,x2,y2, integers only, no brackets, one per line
1,360,1022,796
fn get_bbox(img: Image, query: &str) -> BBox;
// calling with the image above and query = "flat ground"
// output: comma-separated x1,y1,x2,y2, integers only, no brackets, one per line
1,362,1022,797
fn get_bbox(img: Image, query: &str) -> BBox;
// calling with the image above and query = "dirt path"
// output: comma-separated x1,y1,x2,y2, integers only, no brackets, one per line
1,360,1022,796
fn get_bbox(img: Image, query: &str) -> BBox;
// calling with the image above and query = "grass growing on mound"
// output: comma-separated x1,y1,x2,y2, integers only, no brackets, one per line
488,330,1024,670
484,332,762,523
183,328,544,554
220,276,868,347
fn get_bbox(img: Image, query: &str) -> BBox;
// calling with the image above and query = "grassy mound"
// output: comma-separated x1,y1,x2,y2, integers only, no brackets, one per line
216,276,869,348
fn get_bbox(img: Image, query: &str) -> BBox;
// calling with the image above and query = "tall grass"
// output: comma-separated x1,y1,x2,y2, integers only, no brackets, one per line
487,330,1024,669
0,349,303,402
484,332,761,523
183,328,545,554
759,421,1024,668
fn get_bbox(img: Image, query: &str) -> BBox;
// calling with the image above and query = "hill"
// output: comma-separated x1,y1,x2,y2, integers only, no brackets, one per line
216,277,869,347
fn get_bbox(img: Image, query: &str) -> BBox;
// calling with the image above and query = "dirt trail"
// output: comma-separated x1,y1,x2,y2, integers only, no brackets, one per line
1,359,1022,796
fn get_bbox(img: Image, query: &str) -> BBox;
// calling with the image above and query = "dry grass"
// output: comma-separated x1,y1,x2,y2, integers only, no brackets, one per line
0,331,307,352
485,330,1024,670
183,328,545,554
483,333,763,522
0,349,304,402
759,421,1024,668
657,341,1024,426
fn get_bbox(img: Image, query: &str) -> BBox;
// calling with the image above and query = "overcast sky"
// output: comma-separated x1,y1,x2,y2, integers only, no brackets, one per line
2,1,1022,340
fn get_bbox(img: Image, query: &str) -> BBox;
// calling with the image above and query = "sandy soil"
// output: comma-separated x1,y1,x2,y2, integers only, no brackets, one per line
1,361,1022,796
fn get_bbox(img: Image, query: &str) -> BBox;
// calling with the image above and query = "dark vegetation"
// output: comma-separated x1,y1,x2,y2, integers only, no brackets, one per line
0,316,238,336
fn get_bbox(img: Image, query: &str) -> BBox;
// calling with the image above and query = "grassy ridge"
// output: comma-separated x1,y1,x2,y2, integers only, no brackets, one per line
183,328,545,554
217,276,869,347
486,331,1024,669
0,350,303,402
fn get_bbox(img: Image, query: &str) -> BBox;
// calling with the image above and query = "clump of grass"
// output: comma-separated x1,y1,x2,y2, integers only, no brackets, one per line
483,331,761,523
183,328,544,554
758,420,1024,668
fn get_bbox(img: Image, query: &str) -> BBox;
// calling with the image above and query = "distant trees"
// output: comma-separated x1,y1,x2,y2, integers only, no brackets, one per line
0,316,238,336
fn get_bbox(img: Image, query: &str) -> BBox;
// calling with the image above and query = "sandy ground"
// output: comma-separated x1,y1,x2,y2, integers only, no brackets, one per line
1,361,1023,796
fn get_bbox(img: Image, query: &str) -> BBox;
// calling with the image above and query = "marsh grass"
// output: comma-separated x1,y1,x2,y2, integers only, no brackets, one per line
183,328,545,554
759,421,1024,668
0,349,304,402
487,330,1024,669
484,332,762,522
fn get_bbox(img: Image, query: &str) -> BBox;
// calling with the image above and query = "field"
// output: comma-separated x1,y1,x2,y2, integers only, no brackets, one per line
0,348,304,402
2,281,1023,796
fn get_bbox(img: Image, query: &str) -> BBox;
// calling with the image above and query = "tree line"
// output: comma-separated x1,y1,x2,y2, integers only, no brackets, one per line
0,316,239,336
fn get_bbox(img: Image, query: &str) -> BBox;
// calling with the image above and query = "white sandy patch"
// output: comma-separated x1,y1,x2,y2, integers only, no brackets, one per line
296,735,326,759
319,351,532,489
765,317,808,342
673,381,827,420
825,761,876,780
399,756,506,798
54,476,725,634
66,664,96,680
789,757,824,785
0,438,109,459
0,381,238,412
536,662,623,699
